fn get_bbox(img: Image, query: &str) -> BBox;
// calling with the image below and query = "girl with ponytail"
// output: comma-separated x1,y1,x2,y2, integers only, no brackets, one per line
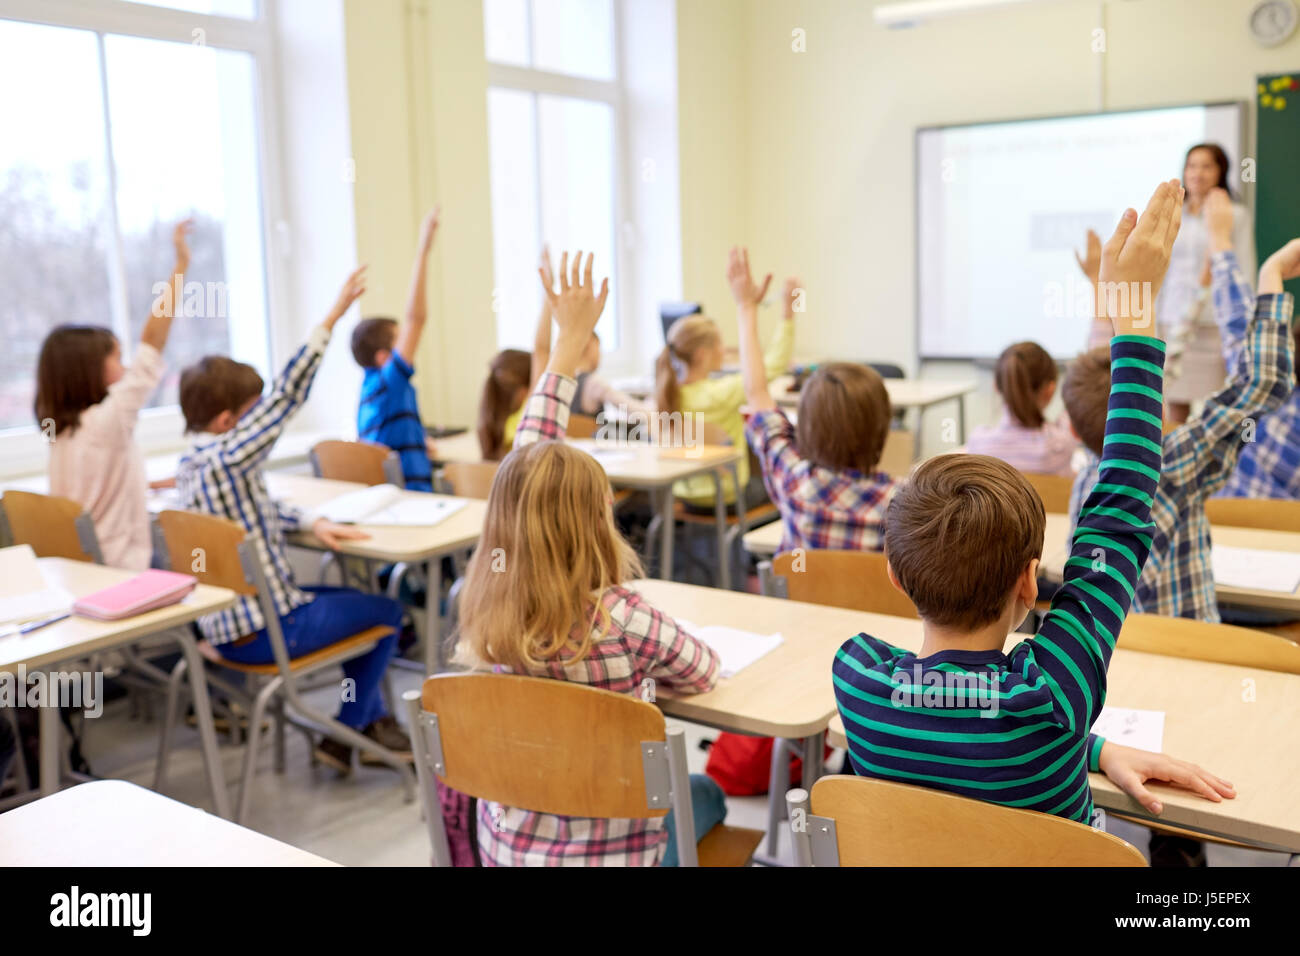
967,341,1077,477
477,348,532,461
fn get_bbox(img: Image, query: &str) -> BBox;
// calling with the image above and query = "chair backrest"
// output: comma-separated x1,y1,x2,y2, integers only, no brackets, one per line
310,440,404,487
769,549,918,619
1205,497,1300,534
438,461,499,501
1119,613,1300,675
800,775,1145,866
1021,471,1073,514
878,429,914,478
0,490,102,563
567,413,599,439
417,672,669,818
155,510,257,597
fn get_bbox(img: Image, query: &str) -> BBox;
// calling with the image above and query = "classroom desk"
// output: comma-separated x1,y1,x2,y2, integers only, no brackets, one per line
742,520,784,559
0,558,237,818
1039,512,1300,615
0,780,339,866
265,473,487,674
431,434,743,588
769,375,977,457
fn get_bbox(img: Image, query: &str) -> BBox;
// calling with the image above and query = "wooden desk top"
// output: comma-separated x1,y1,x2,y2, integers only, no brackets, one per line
0,781,339,866
1040,511,1300,614
0,558,236,673
770,375,978,410
742,521,784,558
266,473,487,563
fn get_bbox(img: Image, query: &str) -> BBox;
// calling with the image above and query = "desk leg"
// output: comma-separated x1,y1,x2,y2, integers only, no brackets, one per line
658,487,675,581
38,704,59,796
424,558,443,675
175,631,232,820
761,737,789,858
801,731,825,786
957,394,967,445
713,468,730,591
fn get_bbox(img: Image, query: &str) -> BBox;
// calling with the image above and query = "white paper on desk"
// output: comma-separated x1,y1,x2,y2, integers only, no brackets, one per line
1212,545,1300,594
1092,707,1165,754
584,448,637,466
0,545,75,625
314,484,468,527
676,620,784,678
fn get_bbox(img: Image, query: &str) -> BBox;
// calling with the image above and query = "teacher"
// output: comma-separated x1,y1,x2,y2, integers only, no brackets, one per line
1158,143,1256,423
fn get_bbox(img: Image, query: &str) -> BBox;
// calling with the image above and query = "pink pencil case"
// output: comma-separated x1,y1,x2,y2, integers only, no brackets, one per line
73,569,198,621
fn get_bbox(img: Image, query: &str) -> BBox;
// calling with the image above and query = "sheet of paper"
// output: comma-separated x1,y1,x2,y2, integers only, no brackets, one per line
365,497,468,527
676,620,784,679
1212,545,1300,594
0,545,74,625
1091,707,1165,754
315,484,468,527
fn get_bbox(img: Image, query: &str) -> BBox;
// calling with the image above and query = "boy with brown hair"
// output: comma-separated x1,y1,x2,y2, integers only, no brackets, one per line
730,248,897,553
834,181,1235,827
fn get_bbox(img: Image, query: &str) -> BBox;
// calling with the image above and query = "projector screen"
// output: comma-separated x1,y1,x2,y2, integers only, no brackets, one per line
916,103,1244,361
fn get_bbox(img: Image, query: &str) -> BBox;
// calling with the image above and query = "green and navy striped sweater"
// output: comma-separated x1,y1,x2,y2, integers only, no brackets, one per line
833,334,1165,824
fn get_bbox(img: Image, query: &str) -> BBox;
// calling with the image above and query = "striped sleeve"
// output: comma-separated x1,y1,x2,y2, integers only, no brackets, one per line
513,372,575,448
1033,334,1165,736
1088,733,1106,773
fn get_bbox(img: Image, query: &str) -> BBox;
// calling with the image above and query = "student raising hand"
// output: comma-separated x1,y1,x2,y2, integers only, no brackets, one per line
1074,228,1100,285
1205,187,1234,254
173,217,193,276
538,250,609,378
322,265,368,332
1098,178,1184,336
1259,237,1300,295
726,246,773,309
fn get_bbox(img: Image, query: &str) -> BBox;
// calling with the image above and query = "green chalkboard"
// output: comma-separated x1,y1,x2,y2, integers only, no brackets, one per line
1256,72,1300,299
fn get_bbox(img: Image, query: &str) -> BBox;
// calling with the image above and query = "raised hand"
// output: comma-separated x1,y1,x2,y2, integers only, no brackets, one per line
1097,741,1235,815
173,218,194,274
726,246,772,309
1097,178,1184,334
418,205,441,252
1074,229,1101,284
1205,187,1234,253
324,265,368,330
539,245,556,297
539,250,609,377
1260,237,1300,295
782,277,803,319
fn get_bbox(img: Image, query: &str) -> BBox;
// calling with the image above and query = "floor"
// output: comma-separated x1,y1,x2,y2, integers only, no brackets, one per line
16,663,1291,868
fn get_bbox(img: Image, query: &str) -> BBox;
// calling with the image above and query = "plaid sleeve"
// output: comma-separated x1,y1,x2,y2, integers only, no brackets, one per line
1163,278,1295,497
625,593,719,694
513,372,575,448
1035,334,1164,737
745,408,802,497
277,502,305,533
218,325,329,472
1211,250,1253,371
1088,733,1106,773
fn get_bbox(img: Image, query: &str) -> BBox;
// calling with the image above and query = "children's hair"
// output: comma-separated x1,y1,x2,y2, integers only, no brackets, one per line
455,441,642,672
350,316,398,368
885,454,1045,631
179,356,265,433
1184,142,1233,198
33,325,118,436
1060,347,1111,457
654,315,721,415
994,341,1058,429
477,349,532,460
796,363,892,474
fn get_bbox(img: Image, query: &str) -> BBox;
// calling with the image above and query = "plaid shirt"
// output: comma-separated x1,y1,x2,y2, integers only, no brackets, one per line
1068,251,1294,621
475,371,721,866
745,408,898,554
177,326,328,645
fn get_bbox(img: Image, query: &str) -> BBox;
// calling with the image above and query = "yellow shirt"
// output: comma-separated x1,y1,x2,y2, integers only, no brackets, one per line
674,318,795,505
503,406,523,452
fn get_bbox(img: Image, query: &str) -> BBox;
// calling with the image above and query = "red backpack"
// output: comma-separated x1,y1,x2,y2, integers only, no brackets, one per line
704,732,831,796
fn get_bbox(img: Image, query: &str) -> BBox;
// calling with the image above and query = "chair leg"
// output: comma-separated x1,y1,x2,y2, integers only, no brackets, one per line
153,657,189,792
404,690,453,866
236,676,282,826
273,701,287,774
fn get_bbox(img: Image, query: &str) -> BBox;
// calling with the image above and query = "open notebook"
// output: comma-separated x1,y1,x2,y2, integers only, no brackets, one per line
0,545,75,626
676,620,784,678
314,484,468,527
1212,545,1300,594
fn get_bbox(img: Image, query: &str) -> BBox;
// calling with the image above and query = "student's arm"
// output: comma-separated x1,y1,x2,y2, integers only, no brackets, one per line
140,219,192,354
1163,238,1297,495
218,267,367,470
581,374,653,418
514,250,611,448
1076,229,1114,352
727,246,776,412
762,299,797,380
1095,739,1235,814
631,599,720,694
530,246,556,389
392,206,439,365
1034,180,1181,736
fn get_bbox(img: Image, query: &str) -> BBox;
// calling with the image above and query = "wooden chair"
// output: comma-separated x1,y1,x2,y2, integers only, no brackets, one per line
1119,613,1300,675
760,549,919,619
1021,472,1073,514
152,509,412,824
0,490,103,563
787,775,1146,866
437,461,499,501
1206,497,1300,534
310,440,405,488
404,674,763,867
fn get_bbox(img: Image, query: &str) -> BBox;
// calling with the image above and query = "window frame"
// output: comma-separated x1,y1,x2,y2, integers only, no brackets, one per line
0,0,290,475
483,0,636,367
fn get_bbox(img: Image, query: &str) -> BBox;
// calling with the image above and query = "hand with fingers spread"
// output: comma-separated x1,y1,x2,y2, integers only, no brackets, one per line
1097,741,1235,816
1074,229,1101,285
1259,237,1300,296
538,250,610,378
1205,187,1234,254
323,266,368,331
311,518,372,551
726,246,773,311
1097,178,1185,336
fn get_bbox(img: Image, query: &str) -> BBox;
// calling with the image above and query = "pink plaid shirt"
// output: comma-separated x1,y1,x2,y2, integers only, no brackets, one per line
966,411,1078,478
745,408,898,554
475,372,721,866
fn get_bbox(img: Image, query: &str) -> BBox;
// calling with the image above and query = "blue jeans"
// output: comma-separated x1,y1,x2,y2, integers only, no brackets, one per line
216,586,403,730
660,773,728,867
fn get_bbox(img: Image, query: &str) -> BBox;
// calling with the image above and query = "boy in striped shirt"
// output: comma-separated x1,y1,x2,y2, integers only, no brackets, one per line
834,182,1234,831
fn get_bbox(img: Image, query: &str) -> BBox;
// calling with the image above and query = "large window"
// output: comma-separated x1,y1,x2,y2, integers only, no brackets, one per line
483,0,625,352
0,1,273,433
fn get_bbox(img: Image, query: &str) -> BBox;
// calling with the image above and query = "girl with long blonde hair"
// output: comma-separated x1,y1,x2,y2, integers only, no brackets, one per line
456,251,725,867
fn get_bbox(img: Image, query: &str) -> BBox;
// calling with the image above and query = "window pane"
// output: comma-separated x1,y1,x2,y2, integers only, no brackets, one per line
104,34,271,408
0,21,113,432
531,0,614,80
484,0,530,68
537,94,618,346
486,88,541,349
120,0,259,18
